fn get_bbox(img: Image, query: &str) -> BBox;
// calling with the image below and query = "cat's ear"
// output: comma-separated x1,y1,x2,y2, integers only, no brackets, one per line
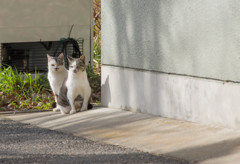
47,54,52,62
80,55,85,64
58,53,64,61
67,55,74,63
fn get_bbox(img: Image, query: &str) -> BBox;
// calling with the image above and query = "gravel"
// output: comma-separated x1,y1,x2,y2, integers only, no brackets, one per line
0,117,192,164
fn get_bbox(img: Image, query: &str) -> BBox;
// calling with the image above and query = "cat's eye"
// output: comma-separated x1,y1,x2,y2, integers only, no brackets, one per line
51,64,55,66
70,66,73,68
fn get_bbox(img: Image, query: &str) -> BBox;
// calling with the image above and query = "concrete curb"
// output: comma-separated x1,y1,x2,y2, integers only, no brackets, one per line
0,109,52,115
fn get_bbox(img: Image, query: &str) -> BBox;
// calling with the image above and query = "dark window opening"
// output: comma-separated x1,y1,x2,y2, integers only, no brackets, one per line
1,39,84,72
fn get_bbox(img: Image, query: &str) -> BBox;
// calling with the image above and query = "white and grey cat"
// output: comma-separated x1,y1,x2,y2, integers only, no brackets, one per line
57,55,92,114
47,53,67,112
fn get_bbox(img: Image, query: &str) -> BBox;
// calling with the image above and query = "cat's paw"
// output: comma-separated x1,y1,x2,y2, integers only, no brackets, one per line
70,109,77,114
53,108,60,112
60,110,67,115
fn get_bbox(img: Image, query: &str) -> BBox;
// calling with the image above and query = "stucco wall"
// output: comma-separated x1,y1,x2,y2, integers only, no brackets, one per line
101,65,240,129
102,0,240,82
0,0,92,42
0,0,93,64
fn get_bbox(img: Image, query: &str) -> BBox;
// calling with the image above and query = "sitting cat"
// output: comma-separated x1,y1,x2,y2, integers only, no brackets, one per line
56,79,84,114
47,53,67,112
57,55,92,114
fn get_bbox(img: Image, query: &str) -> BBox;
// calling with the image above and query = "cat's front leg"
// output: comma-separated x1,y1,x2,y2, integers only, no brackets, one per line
53,93,60,112
59,106,70,115
69,99,77,114
80,89,91,112
68,93,77,114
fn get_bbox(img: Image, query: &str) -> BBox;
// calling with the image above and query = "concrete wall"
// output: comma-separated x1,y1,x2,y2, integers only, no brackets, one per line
0,0,92,42
102,66,240,129
0,0,93,64
102,0,240,128
102,0,240,82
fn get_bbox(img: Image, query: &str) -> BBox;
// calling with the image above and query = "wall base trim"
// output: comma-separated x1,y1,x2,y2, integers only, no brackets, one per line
101,65,240,129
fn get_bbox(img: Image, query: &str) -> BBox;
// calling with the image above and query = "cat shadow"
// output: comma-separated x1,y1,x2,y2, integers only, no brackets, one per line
101,75,111,106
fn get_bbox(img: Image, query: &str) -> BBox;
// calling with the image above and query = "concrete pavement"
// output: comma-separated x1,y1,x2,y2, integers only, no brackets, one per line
3,107,240,164
1,118,187,164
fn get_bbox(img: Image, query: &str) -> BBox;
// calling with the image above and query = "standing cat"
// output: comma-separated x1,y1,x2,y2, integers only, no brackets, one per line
47,53,67,112
57,55,92,114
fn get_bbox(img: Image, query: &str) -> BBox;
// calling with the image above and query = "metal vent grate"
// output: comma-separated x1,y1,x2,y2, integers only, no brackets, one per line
1,39,84,72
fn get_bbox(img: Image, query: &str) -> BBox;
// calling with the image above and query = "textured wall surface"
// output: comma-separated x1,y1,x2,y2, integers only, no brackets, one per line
0,0,92,64
102,65,240,129
102,0,240,82
0,0,92,42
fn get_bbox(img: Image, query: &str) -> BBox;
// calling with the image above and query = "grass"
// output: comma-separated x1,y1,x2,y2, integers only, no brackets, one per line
0,66,55,111
0,65,101,111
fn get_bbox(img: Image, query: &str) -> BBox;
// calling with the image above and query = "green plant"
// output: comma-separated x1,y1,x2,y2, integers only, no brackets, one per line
93,0,101,64
86,66,101,104
93,31,101,63
90,0,101,105
93,0,101,37
0,66,54,111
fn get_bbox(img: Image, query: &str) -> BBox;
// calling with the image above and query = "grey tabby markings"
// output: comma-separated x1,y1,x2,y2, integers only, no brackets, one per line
68,55,85,72
53,56,64,67
56,79,69,107
57,80,84,110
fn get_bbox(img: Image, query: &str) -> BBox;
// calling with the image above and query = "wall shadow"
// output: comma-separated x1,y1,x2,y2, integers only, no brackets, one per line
166,136,240,162
101,75,111,106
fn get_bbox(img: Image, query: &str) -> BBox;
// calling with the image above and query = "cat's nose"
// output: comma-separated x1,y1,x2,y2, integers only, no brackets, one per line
73,69,77,73
55,68,59,71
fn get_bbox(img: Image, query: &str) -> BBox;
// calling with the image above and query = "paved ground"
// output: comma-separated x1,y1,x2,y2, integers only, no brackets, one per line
0,117,190,164
3,107,240,164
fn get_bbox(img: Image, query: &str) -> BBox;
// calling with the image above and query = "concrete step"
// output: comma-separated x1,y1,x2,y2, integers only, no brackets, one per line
4,107,240,164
